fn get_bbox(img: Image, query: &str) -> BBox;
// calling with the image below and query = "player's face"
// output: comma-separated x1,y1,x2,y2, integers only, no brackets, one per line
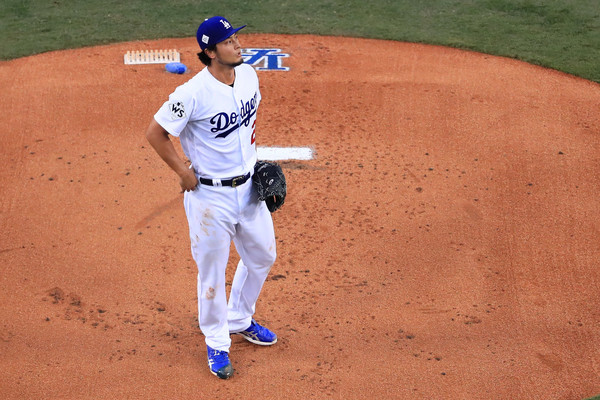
215,34,243,67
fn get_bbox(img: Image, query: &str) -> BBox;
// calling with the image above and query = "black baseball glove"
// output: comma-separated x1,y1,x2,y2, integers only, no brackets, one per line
252,161,286,212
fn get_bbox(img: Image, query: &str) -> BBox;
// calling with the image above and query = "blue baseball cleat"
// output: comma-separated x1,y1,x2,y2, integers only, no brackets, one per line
207,345,234,379
235,319,277,345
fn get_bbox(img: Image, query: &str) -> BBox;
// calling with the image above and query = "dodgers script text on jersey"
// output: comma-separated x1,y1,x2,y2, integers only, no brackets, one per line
212,92,258,138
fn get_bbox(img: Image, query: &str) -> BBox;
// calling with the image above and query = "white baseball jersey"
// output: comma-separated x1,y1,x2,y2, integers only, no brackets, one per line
154,63,261,178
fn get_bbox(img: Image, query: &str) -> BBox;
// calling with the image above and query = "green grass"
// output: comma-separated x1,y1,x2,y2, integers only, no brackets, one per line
1,0,599,82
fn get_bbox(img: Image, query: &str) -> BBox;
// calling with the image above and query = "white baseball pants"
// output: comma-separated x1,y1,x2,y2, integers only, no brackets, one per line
183,178,276,352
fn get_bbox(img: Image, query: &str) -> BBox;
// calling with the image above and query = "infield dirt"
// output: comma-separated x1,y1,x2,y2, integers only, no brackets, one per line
1,34,599,399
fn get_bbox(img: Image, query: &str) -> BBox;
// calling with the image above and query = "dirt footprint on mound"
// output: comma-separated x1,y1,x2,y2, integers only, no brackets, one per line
42,287,112,329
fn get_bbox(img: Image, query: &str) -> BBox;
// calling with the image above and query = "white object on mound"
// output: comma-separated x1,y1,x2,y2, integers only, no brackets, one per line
257,146,314,161
124,49,181,65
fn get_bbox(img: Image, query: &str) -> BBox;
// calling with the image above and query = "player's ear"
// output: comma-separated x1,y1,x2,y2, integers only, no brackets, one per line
204,48,217,60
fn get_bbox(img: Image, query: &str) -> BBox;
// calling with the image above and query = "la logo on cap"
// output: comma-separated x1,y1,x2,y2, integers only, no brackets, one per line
196,16,246,50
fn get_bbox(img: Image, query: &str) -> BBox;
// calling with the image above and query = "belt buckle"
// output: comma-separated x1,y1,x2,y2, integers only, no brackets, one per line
231,175,244,188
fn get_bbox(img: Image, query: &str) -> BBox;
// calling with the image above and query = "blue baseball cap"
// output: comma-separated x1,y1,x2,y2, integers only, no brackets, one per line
196,16,246,50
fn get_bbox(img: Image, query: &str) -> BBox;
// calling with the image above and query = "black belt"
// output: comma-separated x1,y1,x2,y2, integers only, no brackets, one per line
199,172,251,187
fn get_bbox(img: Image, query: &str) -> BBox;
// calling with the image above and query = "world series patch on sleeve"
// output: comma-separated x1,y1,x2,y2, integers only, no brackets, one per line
252,161,287,212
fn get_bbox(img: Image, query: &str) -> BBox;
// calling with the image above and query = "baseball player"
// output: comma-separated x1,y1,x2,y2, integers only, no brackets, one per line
145,16,278,379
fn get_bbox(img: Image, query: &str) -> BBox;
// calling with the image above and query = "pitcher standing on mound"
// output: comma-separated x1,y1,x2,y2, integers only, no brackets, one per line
145,16,278,379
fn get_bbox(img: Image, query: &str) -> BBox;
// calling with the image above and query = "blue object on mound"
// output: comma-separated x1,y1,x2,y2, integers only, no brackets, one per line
165,62,187,74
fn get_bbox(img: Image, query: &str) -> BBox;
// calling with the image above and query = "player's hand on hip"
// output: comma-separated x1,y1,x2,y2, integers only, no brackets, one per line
179,167,199,192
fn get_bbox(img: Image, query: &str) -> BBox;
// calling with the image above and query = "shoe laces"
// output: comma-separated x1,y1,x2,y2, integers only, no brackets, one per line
248,320,271,337
208,348,229,366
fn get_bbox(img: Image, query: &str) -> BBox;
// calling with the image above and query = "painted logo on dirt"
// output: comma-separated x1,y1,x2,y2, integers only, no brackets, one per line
243,48,290,71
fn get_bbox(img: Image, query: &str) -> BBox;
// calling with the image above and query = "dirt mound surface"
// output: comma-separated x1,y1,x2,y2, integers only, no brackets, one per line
1,34,599,399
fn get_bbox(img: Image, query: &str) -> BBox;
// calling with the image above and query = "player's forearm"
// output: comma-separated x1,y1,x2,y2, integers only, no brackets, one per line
145,120,188,177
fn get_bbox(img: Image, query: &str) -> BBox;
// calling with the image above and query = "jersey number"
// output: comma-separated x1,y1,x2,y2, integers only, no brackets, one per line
251,120,256,145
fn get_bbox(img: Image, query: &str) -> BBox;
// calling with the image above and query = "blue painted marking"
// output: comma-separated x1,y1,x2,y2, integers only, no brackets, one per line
243,48,290,71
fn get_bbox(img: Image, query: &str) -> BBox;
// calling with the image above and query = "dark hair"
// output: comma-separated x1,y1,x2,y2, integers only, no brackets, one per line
197,45,216,66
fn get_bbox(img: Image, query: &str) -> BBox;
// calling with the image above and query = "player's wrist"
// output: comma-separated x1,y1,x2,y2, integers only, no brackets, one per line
174,163,193,177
